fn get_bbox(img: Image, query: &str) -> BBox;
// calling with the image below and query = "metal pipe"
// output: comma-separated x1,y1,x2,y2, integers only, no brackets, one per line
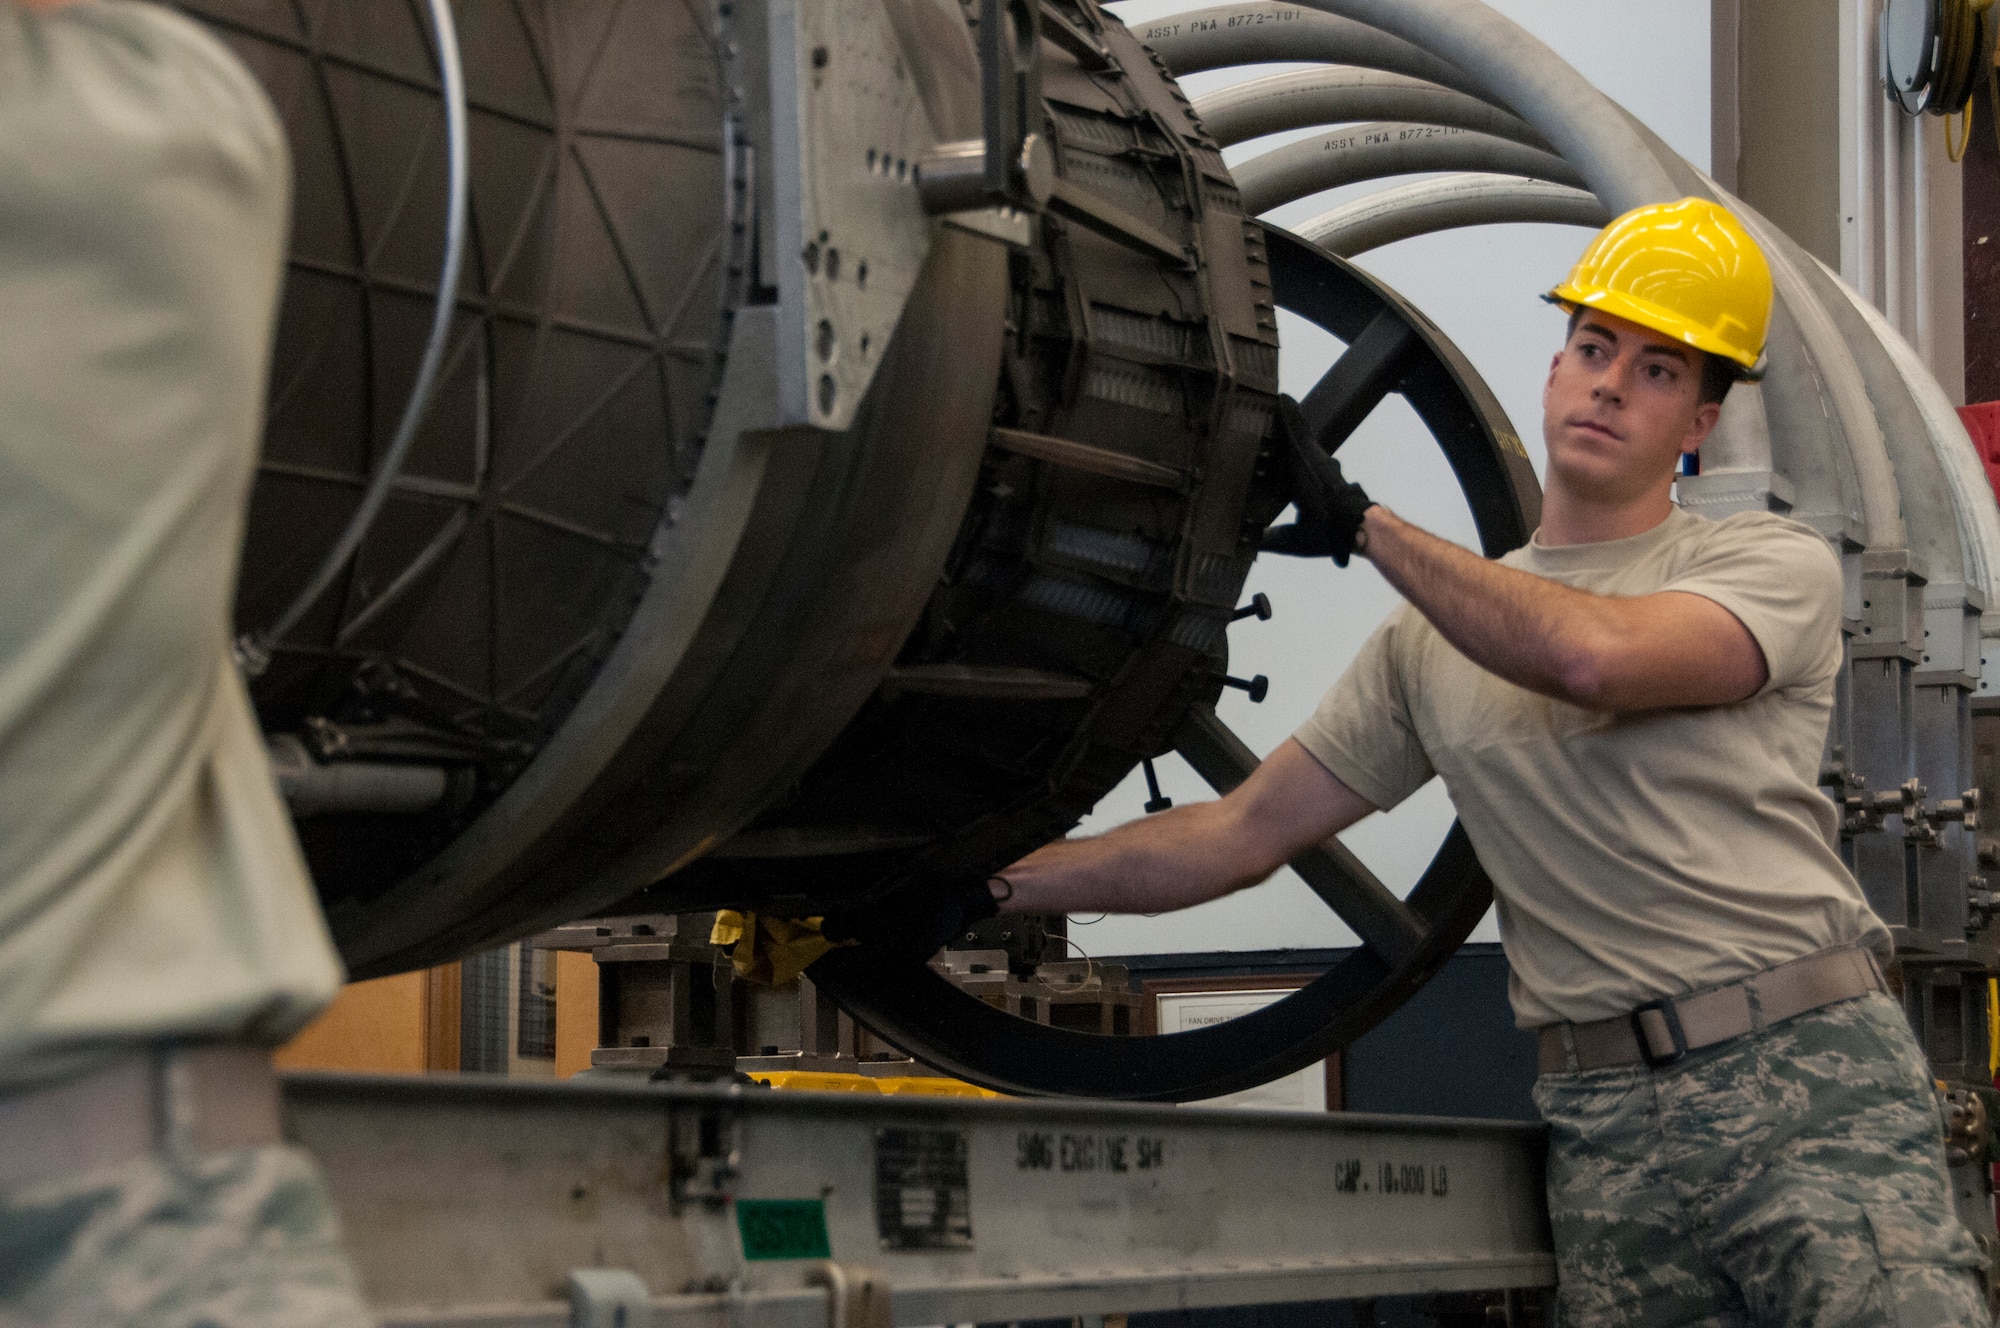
1828,261,2000,608
243,0,470,673
1231,123,1580,215
1794,237,1969,588
1289,173,1605,255
267,736,450,817
1192,67,1548,150
1131,4,1483,96
1691,169,1904,550
1139,0,1677,209
1281,0,1679,210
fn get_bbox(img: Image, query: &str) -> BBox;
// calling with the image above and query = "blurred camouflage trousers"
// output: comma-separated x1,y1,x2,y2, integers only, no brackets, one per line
1535,990,1988,1327
0,1142,372,1328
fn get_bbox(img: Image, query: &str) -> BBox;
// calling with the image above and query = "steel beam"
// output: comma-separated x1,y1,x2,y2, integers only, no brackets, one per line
283,1073,1553,1326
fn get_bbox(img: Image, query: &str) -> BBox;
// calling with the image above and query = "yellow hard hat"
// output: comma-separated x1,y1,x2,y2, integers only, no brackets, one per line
1547,197,1772,378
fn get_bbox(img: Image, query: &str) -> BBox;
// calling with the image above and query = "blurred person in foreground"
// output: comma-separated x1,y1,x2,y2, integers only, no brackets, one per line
0,1,370,1323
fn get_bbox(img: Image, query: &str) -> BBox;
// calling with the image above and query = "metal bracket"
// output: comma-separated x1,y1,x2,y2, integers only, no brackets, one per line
1837,776,1935,841
1918,581,1986,683
667,1101,740,1214
1943,1084,1990,1169
981,0,1043,202
915,0,1055,236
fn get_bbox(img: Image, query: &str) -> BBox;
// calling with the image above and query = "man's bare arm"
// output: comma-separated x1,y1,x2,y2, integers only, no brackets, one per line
998,740,1377,914
1361,506,1768,711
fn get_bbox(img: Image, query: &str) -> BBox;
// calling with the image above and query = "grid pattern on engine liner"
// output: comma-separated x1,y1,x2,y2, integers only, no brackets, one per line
181,0,728,897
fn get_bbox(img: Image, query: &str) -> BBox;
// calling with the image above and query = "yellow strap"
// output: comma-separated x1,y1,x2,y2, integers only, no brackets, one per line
1988,976,1998,1079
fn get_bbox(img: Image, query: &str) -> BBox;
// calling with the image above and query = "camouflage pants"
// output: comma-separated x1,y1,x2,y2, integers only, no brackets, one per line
0,1142,372,1328
1534,991,1989,1327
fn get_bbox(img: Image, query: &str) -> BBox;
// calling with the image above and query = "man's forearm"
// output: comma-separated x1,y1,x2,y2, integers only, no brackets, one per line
1361,506,1610,702
999,801,1282,915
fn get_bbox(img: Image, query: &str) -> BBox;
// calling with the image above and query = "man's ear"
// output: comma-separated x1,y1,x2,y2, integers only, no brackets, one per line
1682,400,1722,454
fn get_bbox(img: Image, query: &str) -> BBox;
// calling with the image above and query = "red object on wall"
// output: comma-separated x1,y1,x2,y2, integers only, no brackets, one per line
1957,402,2000,508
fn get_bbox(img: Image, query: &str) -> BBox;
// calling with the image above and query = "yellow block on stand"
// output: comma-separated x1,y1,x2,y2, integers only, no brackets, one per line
747,1070,1005,1098
876,1076,1006,1099
752,1071,884,1093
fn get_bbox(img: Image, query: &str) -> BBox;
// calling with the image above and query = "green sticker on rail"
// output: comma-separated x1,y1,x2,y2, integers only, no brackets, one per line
736,1198,833,1261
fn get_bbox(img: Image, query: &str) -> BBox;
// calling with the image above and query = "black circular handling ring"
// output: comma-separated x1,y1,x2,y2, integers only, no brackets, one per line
812,227,1542,1102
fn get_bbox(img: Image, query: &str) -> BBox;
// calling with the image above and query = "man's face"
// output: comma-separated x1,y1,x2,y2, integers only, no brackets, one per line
1541,309,1721,506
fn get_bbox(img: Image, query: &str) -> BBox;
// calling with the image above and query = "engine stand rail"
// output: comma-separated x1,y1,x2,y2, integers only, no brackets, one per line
283,1073,1554,1327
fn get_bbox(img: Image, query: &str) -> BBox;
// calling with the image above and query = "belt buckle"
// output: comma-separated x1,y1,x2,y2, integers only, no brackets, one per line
1630,999,1689,1069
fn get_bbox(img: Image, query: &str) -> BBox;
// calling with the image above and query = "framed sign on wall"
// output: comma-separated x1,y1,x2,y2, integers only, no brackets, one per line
1148,978,1339,1112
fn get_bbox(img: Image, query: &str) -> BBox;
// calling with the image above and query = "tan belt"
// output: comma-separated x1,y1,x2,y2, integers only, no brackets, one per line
0,1046,283,1191
1537,946,1885,1075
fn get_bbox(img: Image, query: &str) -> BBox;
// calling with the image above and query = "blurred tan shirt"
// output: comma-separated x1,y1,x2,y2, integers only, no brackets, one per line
0,0,342,1090
1295,507,1890,1028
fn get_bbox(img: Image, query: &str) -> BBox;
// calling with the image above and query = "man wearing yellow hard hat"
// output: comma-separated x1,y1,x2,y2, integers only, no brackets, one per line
991,197,1988,1324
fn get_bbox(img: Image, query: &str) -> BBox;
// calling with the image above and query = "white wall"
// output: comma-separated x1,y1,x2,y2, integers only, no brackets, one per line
1068,1,1711,961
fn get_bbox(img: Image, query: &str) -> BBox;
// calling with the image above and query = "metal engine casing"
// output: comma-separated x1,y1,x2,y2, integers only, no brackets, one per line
187,0,1288,973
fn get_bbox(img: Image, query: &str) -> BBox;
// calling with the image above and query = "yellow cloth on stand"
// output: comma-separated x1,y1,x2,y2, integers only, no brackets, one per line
710,911,850,987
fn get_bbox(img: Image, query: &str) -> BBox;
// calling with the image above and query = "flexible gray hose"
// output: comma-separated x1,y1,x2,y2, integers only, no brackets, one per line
1284,0,1678,209
1289,173,1605,255
244,0,470,671
1785,220,1966,581
1136,0,1676,208
1192,68,1548,150
1232,123,1581,215
1131,4,1483,96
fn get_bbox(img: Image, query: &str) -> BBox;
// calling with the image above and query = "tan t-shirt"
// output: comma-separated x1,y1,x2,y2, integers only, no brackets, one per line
0,1,344,1090
1294,506,1890,1028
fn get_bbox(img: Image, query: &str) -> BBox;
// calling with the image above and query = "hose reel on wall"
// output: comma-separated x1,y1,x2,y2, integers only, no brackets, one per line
1882,0,1999,159
1883,0,1996,117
